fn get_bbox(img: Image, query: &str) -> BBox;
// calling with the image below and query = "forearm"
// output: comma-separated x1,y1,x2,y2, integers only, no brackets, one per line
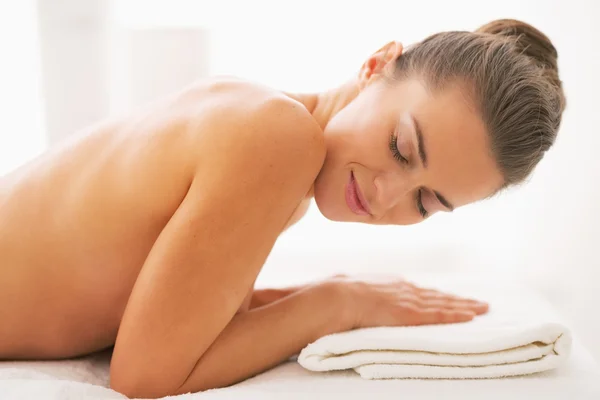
249,286,301,309
177,282,349,394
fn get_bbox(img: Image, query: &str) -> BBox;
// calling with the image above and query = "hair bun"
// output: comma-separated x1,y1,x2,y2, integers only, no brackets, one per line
477,19,564,109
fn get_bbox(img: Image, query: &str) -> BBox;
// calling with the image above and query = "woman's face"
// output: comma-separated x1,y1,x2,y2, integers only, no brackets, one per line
313,66,504,225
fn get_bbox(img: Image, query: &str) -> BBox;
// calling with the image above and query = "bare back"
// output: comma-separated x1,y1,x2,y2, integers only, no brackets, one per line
0,78,314,359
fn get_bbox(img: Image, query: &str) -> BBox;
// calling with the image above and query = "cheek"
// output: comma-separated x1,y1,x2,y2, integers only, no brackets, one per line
383,196,421,225
324,123,391,171
326,94,390,142
387,210,421,225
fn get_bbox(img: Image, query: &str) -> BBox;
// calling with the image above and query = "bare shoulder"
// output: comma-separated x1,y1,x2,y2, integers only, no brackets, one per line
194,77,324,155
185,77,326,179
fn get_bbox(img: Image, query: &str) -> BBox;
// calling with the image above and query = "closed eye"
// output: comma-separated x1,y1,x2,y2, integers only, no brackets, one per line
389,133,408,164
417,189,428,218
389,133,429,218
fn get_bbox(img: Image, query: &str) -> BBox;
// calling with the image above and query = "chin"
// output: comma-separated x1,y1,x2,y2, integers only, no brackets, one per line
312,175,349,222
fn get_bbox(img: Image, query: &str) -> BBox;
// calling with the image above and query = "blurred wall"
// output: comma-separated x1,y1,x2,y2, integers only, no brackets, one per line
36,0,210,143
0,1,45,173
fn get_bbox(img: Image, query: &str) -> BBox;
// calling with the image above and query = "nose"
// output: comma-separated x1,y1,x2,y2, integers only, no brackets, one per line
373,171,416,213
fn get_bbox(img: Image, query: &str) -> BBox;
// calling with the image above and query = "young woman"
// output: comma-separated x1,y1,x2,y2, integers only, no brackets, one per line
0,19,565,398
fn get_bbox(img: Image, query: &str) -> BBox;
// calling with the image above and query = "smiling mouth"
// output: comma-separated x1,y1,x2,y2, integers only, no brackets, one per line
345,171,370,216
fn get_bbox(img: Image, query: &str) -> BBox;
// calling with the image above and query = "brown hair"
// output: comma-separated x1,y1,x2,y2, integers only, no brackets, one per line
392,19,565,187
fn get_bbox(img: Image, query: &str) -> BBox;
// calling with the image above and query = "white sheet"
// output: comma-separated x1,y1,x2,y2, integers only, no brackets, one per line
1,277,598,400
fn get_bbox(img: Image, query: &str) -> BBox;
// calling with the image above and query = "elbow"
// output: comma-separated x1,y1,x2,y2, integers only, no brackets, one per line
110,359,183,399
110,360,215,399
110,370,154,399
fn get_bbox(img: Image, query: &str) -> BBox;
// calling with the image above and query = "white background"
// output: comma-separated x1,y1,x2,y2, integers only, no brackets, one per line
1,0,599,360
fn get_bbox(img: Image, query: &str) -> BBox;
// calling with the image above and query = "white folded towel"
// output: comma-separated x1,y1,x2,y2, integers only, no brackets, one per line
298,321,571,379
298,276,574,381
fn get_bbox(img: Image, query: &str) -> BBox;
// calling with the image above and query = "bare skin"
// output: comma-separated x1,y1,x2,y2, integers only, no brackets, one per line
0,76,324,354
0,42,499,398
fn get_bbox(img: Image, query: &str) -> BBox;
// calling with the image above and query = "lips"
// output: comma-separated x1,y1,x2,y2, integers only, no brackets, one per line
345,171,371,216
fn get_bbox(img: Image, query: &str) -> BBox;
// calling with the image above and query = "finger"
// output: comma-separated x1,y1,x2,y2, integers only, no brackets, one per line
419,290,487,308
457,300,489,315
397,292,485,315
396,292,422,305
445,297,489,315
422,298,489,315
417,287,465,299
419,307,476,325
399,280,418,289
418,288,462,300
417,298,453,309
331,273,348,279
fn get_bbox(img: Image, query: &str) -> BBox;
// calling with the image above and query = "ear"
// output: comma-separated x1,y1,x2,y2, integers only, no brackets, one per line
358,41,403,89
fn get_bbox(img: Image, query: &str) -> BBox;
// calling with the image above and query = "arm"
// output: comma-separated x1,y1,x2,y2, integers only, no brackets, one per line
180,282,347,392
248,285,304,309
175,276,489,394
109,96,326,398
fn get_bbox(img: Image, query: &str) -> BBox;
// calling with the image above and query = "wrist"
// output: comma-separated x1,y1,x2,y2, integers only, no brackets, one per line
316,280,359,333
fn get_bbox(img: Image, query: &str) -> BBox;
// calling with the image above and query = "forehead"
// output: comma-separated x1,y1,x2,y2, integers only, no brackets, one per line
393,78,504,206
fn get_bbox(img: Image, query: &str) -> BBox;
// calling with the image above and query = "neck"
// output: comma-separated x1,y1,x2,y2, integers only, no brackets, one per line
285,79,360,131
285,79,360,200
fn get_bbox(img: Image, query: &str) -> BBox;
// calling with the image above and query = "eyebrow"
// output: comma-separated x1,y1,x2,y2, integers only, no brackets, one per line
411,114,455,212
412,115,428,168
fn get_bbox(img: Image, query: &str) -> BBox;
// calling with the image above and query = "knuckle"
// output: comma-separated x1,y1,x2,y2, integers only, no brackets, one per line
400,280,416,288
395,301,419,318
398,292,422,305
422,307,444,322
444,310,460,323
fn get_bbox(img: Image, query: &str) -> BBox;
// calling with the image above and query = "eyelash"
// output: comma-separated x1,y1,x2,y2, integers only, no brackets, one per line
416,190,428,218
388,133,408,164
389,133,428,218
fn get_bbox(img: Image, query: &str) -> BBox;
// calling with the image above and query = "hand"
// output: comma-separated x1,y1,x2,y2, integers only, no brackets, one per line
326,274,489,329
